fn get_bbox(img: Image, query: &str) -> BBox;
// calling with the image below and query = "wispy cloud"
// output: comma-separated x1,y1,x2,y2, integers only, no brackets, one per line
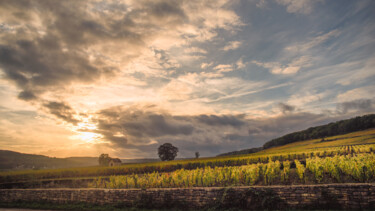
214,64,234,73
221,41,242,51
276,0,324,14
252,56,311,75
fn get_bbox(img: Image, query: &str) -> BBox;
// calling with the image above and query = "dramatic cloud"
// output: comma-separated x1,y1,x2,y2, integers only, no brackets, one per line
88,104,369,157
0,0,242,103
92,105,251,156
42,101,79,125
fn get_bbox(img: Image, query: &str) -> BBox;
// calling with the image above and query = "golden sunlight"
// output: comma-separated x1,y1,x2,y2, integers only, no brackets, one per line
70,131,103,143
69,117,103,143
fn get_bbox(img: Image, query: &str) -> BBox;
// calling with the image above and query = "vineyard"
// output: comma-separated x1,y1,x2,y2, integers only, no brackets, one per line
1,129,375,188
89,153,375,189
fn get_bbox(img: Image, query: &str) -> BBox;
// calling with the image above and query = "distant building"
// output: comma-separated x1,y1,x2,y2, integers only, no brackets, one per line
108,158,122,167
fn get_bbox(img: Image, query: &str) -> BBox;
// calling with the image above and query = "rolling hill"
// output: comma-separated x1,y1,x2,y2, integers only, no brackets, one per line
0,150,165,170
0,150,99,170
218,113,375,156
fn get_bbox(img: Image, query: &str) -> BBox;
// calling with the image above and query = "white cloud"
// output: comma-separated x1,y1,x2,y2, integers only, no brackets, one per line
201,62,214,69
252,30,338,76
287,91,328,108
236,58,247,69
336,56,375,86
159,80,194,101
253,55,311,75
221,41,242,51
184,47,208,54
337,86,375,102
276,0,323,15
208,82,289,103
214,64,234,73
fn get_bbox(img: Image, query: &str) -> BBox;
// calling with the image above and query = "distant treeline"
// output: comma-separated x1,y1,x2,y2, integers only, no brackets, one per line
218,114,375,157
263,114,375,149
217,147,263,157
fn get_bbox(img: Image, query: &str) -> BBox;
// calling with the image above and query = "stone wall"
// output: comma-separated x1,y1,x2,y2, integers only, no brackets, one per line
1,183,374,209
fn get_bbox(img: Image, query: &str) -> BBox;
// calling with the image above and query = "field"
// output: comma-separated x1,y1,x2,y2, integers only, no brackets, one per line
1,129,375,188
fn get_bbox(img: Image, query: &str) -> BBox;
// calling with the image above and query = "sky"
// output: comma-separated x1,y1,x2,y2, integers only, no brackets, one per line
0,0,375,159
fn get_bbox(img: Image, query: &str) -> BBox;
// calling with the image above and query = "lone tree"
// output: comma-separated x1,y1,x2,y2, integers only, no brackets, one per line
195,151,200,159
158,143,178,161
98,153,111,166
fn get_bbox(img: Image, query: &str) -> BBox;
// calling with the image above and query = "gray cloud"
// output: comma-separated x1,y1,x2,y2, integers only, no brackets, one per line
42,101,79,125
0,2,117,100
95,106,195,147
91,105,350,157
194,114,246,126
93,105,250,156
337,99,374,114
277,102,295,114
0,0,242,124
17,90,37,101
0,0,194,99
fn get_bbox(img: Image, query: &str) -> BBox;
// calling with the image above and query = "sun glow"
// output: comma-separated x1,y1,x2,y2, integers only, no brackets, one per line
74,131,103,143
69,116,104,143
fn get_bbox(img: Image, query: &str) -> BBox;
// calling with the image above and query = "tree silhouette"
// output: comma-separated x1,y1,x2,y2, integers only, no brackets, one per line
158,143,178,161
98,153,111,166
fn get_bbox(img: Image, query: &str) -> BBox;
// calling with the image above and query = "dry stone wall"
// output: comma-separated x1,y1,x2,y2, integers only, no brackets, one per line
1,183,374,209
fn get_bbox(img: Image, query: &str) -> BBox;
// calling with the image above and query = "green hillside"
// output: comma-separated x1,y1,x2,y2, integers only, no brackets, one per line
219,113,375,157
263,114,375,149
255,128,375,155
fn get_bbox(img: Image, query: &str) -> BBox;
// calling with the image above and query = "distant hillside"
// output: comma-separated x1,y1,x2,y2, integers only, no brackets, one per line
217,147,263,157
0,150,98,170
121,158,160,164
218,113,375,156
263,114,375,149
0,150,168,170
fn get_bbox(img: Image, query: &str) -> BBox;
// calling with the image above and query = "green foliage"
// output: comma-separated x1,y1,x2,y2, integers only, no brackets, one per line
281,160,290,182
263,161,281,185
306,157,324,183
91,161,280,188
90,152,375,189
295,160,305,181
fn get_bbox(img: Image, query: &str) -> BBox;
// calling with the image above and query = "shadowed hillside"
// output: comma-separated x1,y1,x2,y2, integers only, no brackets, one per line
0,150,98,170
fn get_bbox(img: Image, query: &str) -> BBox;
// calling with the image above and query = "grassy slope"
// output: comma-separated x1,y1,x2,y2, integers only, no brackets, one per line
254,128,375,155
